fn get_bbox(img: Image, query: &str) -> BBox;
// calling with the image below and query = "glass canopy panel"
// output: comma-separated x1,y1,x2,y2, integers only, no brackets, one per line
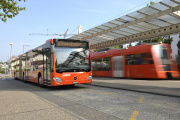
103,22,117,28
96,25,110,30
89,37,110,44
150,3,169,11
85,29,97,34
88,39,100,43
109,19,124,25
138,7,159,15
104,34,119,39
92,38,107,42
100,34,116,39
158,15,180,24
88,38,100,42
161,0,178,7
128,25,149,32
127,11,146,19
89,41,99,45
137,22,159,29
146,19,171,27
106,32,125,37
120,28,140,34
120,15,136,21
97,36,113,40
91,28,104,32
113,30,132,36
81,32,92,36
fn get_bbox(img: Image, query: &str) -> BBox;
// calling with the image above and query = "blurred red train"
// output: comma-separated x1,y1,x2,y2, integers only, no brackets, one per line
91,43,180,79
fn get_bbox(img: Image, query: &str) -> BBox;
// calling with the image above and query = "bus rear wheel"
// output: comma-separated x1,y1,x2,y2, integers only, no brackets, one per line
23,74,27,83
38,75,44,87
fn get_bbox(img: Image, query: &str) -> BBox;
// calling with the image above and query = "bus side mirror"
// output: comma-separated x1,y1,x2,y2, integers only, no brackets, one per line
51,44,55,54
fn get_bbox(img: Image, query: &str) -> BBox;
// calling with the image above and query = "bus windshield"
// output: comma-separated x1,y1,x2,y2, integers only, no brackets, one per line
55,47,91,73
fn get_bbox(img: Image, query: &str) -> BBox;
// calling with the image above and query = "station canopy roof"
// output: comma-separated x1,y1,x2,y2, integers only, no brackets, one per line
69,0,180,49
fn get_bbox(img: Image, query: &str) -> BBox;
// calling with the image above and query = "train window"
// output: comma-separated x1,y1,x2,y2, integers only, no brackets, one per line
126,54,135,65
126,53,153,65
103,57,111,71
96,58,103,71
142,53,154,64
135,54,143,65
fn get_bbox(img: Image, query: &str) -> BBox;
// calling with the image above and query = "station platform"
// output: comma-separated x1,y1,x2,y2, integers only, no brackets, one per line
91,77,180,98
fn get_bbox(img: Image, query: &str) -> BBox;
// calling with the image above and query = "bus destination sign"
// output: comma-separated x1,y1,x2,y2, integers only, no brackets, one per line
56,41,87,48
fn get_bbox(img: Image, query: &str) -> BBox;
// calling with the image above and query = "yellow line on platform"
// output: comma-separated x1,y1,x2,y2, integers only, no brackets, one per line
130,110,139,120
138,96,144,103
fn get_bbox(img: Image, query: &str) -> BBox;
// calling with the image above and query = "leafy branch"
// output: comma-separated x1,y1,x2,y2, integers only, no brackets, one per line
0,0,26,22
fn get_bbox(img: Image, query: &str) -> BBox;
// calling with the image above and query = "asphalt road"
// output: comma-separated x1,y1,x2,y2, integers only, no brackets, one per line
0,75,180,120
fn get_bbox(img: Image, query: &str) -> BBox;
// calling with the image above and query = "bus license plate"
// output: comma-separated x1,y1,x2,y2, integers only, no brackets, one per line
73,82,78,84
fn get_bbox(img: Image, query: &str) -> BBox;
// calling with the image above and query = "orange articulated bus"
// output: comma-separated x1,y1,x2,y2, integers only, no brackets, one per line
11,39,92,86
91,43,180,79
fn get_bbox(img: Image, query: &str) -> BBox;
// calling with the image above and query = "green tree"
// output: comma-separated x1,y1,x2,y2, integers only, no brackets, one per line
113,45,120,49
0,0,26,22
147,0,155,6
129,42,132,47
0,64,5,74
112,44,123,49
143,36,173,45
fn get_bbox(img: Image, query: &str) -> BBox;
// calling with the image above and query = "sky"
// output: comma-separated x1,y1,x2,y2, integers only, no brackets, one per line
0,0,159,62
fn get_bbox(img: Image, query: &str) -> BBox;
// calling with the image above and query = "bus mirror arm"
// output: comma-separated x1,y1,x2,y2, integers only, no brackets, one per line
51,44,55,54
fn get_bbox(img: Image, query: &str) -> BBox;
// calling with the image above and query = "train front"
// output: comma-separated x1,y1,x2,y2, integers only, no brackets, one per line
152,44,180,79
51,39,92,86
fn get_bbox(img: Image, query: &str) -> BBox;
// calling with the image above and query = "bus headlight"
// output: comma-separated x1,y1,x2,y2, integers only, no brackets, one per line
87,76,92,80
53,77,62,82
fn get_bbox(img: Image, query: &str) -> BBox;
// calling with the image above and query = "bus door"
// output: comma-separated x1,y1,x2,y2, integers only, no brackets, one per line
43,50,51,86
112,56,124,77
